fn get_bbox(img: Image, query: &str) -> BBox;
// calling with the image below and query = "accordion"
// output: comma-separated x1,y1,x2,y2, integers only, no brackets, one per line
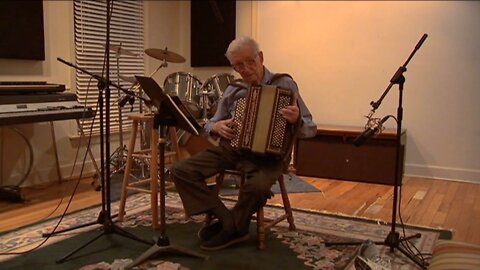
230,84,294,156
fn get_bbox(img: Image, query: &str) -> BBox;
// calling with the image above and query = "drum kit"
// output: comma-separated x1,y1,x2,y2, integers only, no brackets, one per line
106,44,234,174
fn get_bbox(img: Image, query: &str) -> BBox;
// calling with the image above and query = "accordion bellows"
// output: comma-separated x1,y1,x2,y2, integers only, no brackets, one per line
230,84,293,156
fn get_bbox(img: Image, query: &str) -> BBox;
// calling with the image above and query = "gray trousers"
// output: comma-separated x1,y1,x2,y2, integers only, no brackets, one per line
170,141,284,234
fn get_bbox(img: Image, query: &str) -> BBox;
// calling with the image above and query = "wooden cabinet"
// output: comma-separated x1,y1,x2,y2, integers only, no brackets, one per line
294,125,406,185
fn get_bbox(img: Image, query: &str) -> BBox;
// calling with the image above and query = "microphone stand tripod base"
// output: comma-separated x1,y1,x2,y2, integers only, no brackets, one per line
125,236,208,269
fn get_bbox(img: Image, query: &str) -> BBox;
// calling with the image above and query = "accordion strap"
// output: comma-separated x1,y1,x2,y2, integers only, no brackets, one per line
227,73,294,94
266,73,293,85
227,79,248,96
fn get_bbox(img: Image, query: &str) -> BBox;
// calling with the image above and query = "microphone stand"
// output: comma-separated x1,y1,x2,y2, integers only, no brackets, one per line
324,34,429,270
43,1,151,264
42,57,146,238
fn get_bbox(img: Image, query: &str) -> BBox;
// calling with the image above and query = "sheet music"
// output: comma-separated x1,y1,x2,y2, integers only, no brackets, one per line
167,95,200,136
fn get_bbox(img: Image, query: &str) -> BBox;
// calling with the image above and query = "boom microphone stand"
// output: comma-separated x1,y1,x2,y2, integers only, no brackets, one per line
325,34,429,270
44,1,151,264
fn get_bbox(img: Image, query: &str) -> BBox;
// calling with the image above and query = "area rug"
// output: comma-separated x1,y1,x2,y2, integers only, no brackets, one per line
0,192,451,270
218,172,321,196
109,172,322,202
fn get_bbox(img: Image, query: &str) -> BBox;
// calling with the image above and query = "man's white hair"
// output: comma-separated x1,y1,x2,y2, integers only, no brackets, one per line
225,36,260,61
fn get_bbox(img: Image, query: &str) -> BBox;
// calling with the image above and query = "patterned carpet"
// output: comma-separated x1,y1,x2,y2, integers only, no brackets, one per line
0,192,450,269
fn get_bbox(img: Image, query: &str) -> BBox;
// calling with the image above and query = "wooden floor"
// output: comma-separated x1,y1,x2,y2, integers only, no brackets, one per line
1,175,479,245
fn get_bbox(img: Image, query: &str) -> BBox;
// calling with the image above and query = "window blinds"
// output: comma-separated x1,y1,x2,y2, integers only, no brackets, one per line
74,0,144,136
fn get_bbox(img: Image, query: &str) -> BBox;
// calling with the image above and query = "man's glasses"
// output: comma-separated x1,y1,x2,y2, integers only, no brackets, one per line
231,52,259,72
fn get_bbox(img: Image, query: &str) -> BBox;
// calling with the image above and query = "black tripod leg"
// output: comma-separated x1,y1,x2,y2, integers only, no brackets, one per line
56,231,105,263
55,222,151,264
42,212,119,237
42,220,98,237
111,225,153,245
125,236,208,269
324,240,384,247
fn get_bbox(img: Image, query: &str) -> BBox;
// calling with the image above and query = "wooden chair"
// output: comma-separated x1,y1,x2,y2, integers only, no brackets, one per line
117,113,180,229
213,166,296,250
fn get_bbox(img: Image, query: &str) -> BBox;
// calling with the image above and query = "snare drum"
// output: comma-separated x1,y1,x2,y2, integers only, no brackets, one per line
200,73,235,117
163,72,202,118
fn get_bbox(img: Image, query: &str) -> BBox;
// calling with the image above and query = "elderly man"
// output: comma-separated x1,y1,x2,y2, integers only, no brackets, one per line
171,36,317,251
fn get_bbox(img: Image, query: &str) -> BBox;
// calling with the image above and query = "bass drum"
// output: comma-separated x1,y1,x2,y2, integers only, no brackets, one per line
200,73,235,117
163,72,203,119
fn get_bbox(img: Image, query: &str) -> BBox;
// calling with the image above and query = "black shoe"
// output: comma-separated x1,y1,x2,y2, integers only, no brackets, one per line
198,221,223,242
200,229,249,251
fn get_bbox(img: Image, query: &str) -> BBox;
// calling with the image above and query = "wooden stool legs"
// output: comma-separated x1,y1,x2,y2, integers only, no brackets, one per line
117,114,161,229
255,175,296,250
118,118,140,224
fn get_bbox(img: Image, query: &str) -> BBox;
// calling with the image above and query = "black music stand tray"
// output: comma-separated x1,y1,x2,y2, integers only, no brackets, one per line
125,76,206,269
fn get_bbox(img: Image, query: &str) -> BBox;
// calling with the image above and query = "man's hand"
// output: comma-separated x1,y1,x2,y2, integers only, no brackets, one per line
280,94,300,124
212,118,236,140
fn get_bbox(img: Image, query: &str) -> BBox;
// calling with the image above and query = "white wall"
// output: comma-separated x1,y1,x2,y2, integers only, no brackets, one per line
1,1,478,186
0,1,84,187
253,1,480,182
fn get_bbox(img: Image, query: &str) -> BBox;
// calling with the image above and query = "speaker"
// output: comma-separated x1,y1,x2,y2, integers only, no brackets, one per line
191,0,236,67
0,1,45,60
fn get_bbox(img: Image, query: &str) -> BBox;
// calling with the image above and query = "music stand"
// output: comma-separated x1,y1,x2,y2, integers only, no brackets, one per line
125,76,207,269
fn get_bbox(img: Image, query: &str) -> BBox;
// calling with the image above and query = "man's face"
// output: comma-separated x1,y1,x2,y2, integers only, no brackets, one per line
229,45,264,85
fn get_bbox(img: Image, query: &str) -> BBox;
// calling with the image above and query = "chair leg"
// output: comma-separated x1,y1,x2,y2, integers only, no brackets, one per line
118,120,138,221
257,207,265,250
278,175,296,230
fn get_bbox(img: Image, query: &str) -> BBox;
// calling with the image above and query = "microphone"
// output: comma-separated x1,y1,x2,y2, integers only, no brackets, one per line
128,95,135,112
117,95,132,107
353,115,390,147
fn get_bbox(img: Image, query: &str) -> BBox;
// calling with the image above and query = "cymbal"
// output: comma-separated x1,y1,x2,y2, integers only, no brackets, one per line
105,44,139,57
145,48,185,63
118,74,137,83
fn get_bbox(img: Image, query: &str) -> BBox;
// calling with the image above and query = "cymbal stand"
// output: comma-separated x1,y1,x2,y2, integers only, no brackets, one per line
110,44,128,174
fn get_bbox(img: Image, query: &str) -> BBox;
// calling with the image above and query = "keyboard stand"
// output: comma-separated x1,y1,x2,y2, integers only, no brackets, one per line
50,121,63,182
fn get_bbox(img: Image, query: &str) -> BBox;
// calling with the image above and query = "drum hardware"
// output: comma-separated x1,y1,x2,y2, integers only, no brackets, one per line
108,43,134,175
199,87,215,122
199,73,235,119
163,72,203,119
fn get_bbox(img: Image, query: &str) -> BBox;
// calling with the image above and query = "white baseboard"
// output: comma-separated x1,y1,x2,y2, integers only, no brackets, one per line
7,160,98,187
405,163,480,184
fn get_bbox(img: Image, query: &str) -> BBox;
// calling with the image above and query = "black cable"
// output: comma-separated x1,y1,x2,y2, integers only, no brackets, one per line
397,178,428,266
0,78,99,256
